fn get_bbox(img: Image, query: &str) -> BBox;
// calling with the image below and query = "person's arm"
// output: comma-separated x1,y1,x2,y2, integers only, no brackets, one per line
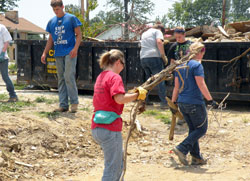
156,38,168,65
113,93,138,104
195,76,213,101
2,42,9,52
156,38,165,56
41,34,53,64
172,77,180,102
69,26,82,58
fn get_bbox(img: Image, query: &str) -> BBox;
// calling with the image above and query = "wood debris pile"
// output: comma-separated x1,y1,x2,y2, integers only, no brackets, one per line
166,20,250,43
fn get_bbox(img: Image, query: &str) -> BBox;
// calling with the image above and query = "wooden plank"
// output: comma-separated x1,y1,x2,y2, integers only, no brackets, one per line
228,21,250,33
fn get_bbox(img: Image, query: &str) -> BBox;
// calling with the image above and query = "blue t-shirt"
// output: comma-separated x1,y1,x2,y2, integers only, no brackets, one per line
175,60,205,105
46,13,82,57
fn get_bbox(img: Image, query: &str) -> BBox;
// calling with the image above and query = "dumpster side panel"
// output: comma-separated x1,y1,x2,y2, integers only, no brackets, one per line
17,43,32,84
16,40,250,101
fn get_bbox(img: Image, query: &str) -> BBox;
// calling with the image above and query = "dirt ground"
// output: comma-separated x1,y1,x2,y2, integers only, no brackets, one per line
0,77,250,181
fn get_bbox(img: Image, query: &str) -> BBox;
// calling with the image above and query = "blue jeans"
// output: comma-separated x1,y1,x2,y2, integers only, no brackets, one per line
92,128,123,181
56,55,78,109
0,59,17,98
177,103,208,159
141,57,167,105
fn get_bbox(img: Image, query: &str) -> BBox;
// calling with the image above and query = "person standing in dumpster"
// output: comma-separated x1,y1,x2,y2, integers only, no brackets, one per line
91,49,147,181
171,42,218,165
41,0,82,113
0,24,18,102
140,23,168,109
168,27,192,64
168,27,192,125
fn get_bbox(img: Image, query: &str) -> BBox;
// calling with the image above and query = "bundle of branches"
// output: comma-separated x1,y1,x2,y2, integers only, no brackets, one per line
120,46,204,181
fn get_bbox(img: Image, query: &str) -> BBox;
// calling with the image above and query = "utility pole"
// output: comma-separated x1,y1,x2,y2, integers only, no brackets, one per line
80,0,85,19
86,0,89,23
124,0,129,40
222,0,227,27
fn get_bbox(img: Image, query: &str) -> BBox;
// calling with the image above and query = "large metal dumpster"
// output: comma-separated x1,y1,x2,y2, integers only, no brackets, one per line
16,40,250,101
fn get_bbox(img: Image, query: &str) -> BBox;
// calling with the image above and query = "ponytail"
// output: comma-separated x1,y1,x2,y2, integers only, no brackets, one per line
98,49,125,69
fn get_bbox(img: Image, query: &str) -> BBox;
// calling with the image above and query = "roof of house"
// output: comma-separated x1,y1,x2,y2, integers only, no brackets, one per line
95,23,150,40
0,14,47,34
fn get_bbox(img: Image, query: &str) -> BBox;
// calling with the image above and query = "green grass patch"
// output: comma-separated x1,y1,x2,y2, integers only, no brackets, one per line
13,81,26,90
143,109,171,124
37,111,59,119
0,93,8,100
242,117,249,123
0,100,33,112
8,63,17,75
80,107,90,111
35,96,57,104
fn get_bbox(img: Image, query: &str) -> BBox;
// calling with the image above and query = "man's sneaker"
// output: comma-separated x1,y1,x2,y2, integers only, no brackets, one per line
172,147,188,165
70,104,78,113
53,107,69,112
8,97,18,102
191,156,207,165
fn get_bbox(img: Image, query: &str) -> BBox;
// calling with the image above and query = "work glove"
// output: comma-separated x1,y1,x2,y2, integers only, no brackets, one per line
161,54,168,66
169,102,178,115
136,87,148,101
207,100,219,109
0,52,5,62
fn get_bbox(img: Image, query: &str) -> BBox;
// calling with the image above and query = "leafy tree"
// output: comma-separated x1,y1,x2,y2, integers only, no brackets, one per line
65,1,105,39
167,0,230,27
95,0,155,26
0,0,19,12
231,0,250,21
155,15,169,27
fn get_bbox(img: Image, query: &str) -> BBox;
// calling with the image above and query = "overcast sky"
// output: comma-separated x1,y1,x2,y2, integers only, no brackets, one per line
16,0,174,30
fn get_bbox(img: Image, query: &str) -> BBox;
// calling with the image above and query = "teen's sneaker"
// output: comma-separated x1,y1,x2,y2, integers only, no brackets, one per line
8,97,18,102
53,107,69,112
191,156,207,165
172,147,188,165
70,104,78,113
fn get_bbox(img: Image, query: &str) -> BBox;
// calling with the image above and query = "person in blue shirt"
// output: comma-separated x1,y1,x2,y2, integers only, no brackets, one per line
41,0,82,113
171,42,218,165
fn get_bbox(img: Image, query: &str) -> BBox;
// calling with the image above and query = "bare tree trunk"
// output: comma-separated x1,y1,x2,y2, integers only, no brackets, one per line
124,0,129,40
222,0,227,27
80,0,85,19
86,0,89,23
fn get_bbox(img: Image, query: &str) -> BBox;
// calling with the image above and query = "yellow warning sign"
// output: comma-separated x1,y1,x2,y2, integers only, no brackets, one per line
46,49,57,74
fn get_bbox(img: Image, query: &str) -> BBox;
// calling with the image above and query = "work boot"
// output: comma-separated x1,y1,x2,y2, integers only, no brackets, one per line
172,147,188,165
191,156,207,165
70,104,78,113
53,107,69,113
8,97,18,102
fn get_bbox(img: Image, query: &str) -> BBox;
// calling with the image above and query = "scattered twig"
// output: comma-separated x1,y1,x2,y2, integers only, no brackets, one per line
202,93,230,147
15,161,33,168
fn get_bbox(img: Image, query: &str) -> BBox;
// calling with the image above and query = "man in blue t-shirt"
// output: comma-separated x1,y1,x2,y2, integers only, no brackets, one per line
41,0,82,113
171,42,218,166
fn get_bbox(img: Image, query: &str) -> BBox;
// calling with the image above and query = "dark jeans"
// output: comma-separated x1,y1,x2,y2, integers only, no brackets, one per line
0,59,17,98
177,103,208,159
140,57,167,105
